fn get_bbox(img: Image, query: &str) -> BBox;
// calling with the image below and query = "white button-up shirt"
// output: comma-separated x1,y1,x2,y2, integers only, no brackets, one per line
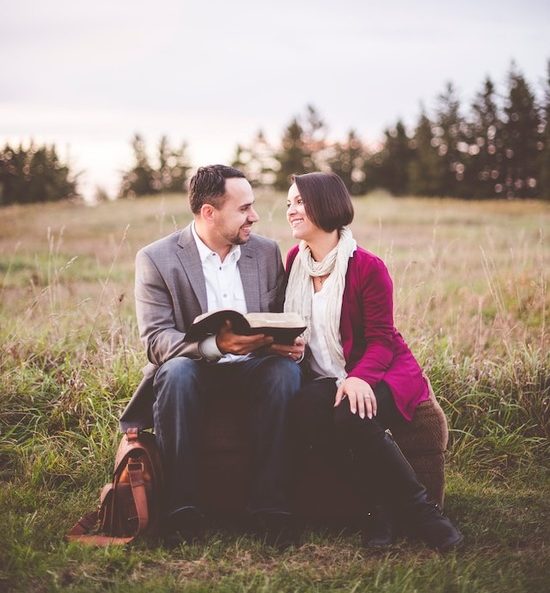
191,222,249,363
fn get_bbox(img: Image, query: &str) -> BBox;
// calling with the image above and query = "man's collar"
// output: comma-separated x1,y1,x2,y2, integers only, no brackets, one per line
191,221,241,263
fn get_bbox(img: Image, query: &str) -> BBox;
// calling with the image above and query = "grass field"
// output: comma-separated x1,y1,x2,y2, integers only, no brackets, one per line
1,191,549,592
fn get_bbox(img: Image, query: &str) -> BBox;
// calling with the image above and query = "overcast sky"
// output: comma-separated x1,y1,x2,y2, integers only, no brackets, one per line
1,0,549,198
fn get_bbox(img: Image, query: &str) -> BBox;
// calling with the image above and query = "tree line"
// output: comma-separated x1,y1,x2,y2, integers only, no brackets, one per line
1,61,549,205
0,143,77,206
232,62,550,199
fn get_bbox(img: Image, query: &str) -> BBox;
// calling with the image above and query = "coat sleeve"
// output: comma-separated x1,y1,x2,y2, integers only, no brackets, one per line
135,248,201,366
346,257,395,386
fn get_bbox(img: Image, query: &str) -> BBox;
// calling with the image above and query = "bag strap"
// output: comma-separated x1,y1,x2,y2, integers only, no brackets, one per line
127,459,149,533
122,427,154,534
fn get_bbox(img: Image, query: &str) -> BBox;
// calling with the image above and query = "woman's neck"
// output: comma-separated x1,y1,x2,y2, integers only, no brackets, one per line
307,229,339,262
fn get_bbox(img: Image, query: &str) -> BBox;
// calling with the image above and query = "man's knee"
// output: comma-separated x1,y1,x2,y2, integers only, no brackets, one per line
153,357,201,400
153,356,198,387
253,356,301,407
259,356,301,390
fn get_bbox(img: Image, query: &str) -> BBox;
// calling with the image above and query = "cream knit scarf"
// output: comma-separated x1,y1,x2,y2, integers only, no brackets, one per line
284,226,357,384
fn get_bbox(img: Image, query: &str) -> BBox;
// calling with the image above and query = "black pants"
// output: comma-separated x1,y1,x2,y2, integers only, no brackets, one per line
289,377,405,503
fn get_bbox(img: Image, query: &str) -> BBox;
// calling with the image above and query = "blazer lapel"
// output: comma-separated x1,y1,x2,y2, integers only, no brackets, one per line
238,242,260,312
176,225,208,313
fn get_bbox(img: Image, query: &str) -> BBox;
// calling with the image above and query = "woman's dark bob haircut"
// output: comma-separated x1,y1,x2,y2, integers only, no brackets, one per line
292,172,354,232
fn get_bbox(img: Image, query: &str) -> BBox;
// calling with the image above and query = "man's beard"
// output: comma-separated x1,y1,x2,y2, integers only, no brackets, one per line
226,225,251,245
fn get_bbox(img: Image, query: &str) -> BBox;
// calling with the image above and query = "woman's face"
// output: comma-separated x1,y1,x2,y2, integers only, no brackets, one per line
286,183,321,242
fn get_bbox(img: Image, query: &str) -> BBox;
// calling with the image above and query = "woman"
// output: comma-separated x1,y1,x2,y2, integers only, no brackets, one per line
284,172,463,551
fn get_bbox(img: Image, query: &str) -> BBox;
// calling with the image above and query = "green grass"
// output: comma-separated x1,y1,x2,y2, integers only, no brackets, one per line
1,472,549,592
0,191,549,592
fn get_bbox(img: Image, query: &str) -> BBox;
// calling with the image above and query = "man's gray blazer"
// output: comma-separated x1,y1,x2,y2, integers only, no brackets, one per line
119,224,286,431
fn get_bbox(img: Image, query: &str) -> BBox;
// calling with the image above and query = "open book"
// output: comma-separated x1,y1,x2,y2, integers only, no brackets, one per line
184,310,306,345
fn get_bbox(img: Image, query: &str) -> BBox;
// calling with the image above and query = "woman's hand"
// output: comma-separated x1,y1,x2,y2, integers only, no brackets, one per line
267,337,305,362
334,377,377,419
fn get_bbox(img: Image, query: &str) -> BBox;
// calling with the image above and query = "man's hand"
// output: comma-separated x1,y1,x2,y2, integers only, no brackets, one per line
334,377,377,419
268,337,305,362
216,320,274,355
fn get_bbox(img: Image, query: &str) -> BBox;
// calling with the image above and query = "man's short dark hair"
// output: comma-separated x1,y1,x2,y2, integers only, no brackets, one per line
188,165,246,214
293,172,354,232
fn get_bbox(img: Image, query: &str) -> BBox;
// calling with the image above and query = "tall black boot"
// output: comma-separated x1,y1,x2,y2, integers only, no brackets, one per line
363,432,463,552
361,504,396,549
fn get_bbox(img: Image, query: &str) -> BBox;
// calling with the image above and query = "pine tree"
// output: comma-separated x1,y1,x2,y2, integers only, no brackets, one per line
433,82,467,196
538,60,550,199
231,144,248,175
327,130,366,195
364,120,412,195
467,77,505,198
120,134,158,197
158,136,191,193
502,64,541,198
0,142,77,205
302,104,328,170
231,130,277,186
408,109,442,196
273,105,328,189
274,118,312,189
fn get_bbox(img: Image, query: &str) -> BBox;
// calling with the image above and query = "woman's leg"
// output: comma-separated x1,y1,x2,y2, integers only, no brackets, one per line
333,382,463,552
289,378,363,512
289,377,340,459
332,381,399,546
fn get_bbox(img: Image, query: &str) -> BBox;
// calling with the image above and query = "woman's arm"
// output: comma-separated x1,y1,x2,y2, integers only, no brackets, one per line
346,256,396,386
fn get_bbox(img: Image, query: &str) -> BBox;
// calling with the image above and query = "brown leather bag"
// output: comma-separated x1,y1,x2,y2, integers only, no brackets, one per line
66,428,164,545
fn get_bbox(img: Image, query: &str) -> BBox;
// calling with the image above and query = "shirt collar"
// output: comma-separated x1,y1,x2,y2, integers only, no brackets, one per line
191,221,241,264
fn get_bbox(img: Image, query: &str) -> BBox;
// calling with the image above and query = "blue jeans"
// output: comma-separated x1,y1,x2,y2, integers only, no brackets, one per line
153,355,301,516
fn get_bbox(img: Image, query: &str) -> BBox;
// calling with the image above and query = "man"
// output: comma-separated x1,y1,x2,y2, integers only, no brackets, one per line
120,165,303,545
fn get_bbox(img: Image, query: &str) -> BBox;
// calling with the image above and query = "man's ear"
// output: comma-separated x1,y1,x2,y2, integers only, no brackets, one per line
200,203,216,222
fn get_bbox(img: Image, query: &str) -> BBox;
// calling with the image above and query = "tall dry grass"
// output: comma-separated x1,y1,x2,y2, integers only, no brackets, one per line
0,192,548,487
1,192,549,593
